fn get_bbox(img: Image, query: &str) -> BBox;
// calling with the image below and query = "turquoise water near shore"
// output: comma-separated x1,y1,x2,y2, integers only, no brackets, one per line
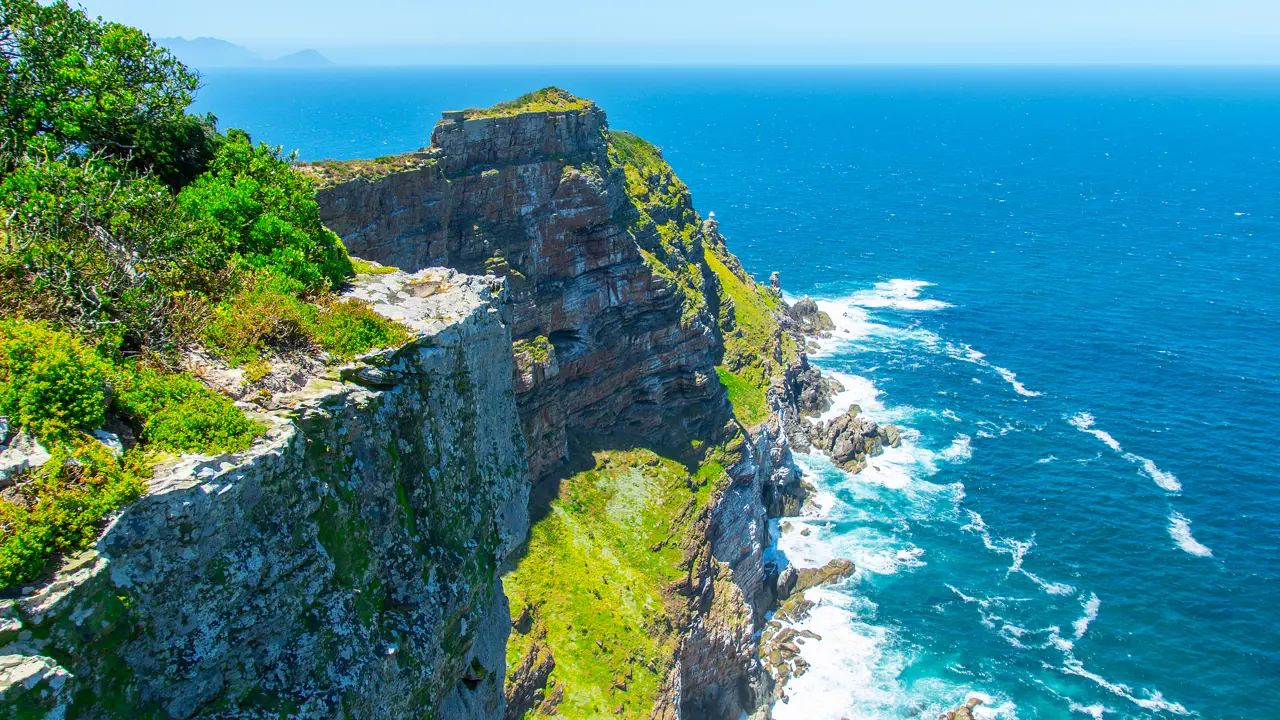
194,67,1280,718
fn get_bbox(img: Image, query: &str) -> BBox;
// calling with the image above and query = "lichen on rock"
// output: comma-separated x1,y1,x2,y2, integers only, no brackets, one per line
0,271,529,719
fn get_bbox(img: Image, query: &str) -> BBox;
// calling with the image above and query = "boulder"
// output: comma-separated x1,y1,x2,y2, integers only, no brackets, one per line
808,405,885,472
0,431,52,488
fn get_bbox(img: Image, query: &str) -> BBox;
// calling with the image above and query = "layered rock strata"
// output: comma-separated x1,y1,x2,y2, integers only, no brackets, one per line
316,103,727,483
0,270,529,719
312,92,838,720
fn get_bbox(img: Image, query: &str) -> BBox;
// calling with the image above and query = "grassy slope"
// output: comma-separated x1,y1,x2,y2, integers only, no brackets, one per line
503,128,793,718
505,449,729,717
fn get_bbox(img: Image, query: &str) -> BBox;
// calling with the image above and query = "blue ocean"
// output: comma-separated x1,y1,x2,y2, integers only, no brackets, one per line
194,67,1280,719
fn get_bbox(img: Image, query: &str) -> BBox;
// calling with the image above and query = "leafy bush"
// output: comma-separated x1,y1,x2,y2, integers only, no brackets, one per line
201,275,316,366
0,439,148,589
310,297,411,361
175,130,353,292
111,363,263,455
0,319,108,438
0,157,217,351
203,275,410,366
0,319,265,589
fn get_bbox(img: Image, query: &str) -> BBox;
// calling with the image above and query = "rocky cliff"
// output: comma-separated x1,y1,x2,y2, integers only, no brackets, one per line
313,89,828,720
315,93,727,484
0,270,529,719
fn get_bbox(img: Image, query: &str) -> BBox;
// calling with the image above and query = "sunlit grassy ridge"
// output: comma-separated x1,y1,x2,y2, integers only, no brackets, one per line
504,128,795,717
504,448,730,718
465,87,596,119
607,129,795,428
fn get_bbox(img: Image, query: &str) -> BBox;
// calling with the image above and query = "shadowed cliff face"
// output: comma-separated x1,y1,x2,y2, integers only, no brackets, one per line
315,101,732,482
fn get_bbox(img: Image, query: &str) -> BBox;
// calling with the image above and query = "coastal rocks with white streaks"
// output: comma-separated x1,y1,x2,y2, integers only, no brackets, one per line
0,270,530,719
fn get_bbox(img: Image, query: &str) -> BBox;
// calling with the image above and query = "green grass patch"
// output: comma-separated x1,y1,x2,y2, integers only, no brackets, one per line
350,258,399,275
513,336,552,363
715,367,769,428
300,152,437,189
203,275,412,366
504,447,730,718
0,319,266,590
463,87,593,119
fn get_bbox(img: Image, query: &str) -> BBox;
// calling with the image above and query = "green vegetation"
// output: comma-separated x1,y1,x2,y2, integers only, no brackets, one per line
607,128,793,426
505,447,731,718
351,258,399,275
0,320,264,589
0,319,109,438
606,131,709,328
301,152,437,190
463,87,594,119
513,335,552,364
203,275,410,366
715,367,769,428
175,130,353,292
0,0,216,188
0,3,402,591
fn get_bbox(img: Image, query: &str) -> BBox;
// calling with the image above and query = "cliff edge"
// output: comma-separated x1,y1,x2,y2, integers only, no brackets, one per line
0,270,529,719
312,88,838,720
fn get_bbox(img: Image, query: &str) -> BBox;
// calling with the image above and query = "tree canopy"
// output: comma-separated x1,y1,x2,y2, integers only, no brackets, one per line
1,0,214,184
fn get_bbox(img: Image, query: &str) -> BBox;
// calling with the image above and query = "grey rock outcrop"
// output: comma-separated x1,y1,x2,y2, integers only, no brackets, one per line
0,270,530,719
808,405,902,473
0,430,51,488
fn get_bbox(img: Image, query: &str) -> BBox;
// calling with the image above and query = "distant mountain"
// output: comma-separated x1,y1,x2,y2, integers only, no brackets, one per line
157,37,333,68
274,49,333,67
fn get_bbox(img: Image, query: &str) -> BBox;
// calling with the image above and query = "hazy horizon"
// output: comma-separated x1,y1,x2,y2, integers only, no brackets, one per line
78,0,1280,66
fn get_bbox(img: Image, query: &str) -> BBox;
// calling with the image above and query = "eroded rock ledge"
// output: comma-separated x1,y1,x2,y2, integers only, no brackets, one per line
0,270,529,719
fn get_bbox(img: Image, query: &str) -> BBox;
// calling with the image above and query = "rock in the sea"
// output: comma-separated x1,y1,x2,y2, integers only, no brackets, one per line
944,697,985,720
792,558,856,595
808,405,885,473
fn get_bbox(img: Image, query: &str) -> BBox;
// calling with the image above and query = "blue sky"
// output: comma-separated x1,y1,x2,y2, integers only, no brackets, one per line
78,0,1280,64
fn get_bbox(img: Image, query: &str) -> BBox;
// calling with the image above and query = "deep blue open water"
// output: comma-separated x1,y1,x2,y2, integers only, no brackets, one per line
194,67,1280,718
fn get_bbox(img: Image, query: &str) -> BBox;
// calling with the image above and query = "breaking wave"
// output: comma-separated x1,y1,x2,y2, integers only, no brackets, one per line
1168,510,1214,557
1068,413,1182,492
847,279,953,311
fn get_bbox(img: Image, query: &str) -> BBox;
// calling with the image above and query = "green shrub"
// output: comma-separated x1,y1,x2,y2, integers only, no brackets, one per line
202,276,317,367
0,158,212,349
175,130,353,292
111,363,263,455
203,275,411,366
310,297,412,361
0,439,148,589
0,0,198,172
0,318,265,590
0,319,108,438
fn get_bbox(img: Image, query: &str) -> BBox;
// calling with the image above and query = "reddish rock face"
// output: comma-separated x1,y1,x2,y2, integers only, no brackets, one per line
316,104,729,481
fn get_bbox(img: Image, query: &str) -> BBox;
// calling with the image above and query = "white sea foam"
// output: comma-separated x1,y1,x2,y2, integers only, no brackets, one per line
1168,511,1213,557
1058,656,1191,716
963,511,1075,596
1068,413,1182,492
946,342,1044,398
1073,593,1101,639
993,366,1043,397
846,279,952,311
940,434,973,463
1036,455,1057,464
817,371,885,423
1068,701,1109,719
